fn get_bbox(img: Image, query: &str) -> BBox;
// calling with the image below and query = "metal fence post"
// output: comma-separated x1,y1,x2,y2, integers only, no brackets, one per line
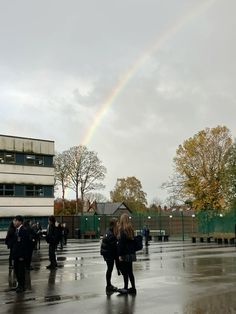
180,209,184,241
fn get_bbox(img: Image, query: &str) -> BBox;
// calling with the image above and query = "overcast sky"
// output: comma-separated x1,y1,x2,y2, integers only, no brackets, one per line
0,0,236,204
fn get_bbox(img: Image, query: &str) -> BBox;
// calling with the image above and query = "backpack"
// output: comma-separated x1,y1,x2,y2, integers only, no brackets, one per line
134,235,143,251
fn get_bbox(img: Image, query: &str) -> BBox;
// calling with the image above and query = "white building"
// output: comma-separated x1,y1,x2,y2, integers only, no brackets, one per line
0,134,54,217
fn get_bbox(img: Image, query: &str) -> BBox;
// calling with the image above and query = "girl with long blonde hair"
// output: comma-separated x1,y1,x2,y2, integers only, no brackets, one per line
117,213,136,295
118,213,134,240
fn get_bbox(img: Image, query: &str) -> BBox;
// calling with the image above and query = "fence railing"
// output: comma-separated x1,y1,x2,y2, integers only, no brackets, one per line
0,209,235,240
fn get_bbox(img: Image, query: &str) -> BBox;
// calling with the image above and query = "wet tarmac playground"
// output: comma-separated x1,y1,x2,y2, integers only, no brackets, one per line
0,240,236,314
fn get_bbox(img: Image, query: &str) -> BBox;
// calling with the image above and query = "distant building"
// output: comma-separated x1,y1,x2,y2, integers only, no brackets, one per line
93,202,132,216
0,134,54,217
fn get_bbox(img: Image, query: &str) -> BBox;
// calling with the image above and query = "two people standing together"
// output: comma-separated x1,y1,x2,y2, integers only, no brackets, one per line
101,213,137,295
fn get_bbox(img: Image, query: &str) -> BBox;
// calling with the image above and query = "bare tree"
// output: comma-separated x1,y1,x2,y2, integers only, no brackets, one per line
85,192,108,203
54,152,70,210
151,197,163,207
66,146,106,214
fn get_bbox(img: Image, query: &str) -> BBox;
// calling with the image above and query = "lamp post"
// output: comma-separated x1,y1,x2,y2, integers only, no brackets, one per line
219,213,224,233
97,217,101,238
85,217,88,233
169,215,173,235
191,214,195,233
139,213,142,234
159,209,162,236
180,209,184,241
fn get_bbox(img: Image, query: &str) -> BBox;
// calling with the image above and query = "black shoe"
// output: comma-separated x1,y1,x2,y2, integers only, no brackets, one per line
117,288,128,294
16,286,25,293
128,288,137,294
46,265,57,269
106,285,117,292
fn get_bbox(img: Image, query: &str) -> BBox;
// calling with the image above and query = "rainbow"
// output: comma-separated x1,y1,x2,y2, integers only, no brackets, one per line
81,0,216,146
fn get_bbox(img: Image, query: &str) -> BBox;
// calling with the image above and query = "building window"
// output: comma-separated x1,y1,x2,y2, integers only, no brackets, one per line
0,184,15,196
0,184,53,197
25,155,44,166
25,185,34,196
0,152,16,164
0,151,52,166
25,185,44,197
25,155,36,166
35,155,44,165
35,186,44,196
5,153,15,164
0,152,4,163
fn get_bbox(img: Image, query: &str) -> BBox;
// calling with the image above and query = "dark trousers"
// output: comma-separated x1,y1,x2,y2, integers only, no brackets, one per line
105,259,115,287
9,247,13,266
25,243,34,269
59,239,63,250
119,261,135,290
49,244,57,266
14,258,25,289
35,237,41,250
38,237,41,250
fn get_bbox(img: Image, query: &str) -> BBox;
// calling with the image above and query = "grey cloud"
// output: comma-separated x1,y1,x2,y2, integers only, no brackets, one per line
1,0,236,202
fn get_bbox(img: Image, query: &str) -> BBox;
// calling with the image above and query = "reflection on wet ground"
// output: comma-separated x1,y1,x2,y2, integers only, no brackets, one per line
0,240,236,313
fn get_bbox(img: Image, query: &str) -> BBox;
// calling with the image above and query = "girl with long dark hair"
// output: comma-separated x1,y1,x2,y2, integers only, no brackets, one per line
101,218,119,294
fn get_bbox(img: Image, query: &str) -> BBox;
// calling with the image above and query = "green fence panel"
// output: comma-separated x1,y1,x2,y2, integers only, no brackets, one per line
196,209,236,234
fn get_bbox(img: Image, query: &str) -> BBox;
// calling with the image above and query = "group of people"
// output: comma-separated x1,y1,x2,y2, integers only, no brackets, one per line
101,213,137,295
5,215,32,293
5,218,42,272
5,213,138,295
5,215,69,293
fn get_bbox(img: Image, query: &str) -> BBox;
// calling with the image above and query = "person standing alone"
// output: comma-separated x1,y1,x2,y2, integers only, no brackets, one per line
45,215,58,270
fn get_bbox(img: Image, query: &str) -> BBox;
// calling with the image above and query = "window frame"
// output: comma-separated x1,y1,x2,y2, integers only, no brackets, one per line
25,185,44,197
0,151,16,164
25,154,44,166
0,184,15,196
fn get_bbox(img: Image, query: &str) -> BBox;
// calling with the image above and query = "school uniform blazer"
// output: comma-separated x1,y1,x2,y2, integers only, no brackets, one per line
12,226,30,260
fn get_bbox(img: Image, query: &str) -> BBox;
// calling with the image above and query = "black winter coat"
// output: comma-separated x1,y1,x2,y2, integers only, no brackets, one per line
5,225,15,249
12,226,30,260
46,225,59,245
100,228,118,260
117,229,136,257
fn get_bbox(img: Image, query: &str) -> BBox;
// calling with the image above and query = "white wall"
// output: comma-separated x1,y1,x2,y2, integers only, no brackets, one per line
0,197,54,216
0,164,54,185
0,207,53,217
